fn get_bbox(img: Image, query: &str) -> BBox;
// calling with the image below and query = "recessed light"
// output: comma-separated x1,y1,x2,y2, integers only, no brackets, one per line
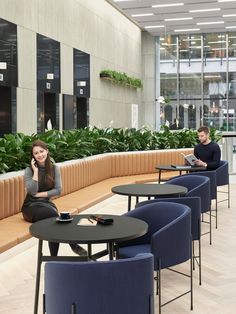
174,28,200,32
197,21,224,25
131,13,154,17
189,8,221,13
164,17,193,21
223,14,236,17
208,41,226,43
152,3,184,8
226,26,236,29
218,0,236,2
113,0,136,2
189,46,201,49
182,38,201,41
211,48,226,50
145,25,165,29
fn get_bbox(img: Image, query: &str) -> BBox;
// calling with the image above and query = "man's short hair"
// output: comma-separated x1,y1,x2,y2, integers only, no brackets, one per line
198,126,209,134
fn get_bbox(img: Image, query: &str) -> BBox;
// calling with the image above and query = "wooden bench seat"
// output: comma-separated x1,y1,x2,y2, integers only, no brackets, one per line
0,148,193,253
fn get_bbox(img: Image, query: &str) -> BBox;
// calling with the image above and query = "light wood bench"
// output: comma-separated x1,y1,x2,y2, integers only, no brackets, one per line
0,148,193,253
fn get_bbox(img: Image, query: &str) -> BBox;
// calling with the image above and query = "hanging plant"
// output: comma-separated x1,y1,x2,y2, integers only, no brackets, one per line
100,69,142,88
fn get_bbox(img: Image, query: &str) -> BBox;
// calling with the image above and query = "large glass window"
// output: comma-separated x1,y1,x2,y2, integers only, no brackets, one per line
158,31,236,131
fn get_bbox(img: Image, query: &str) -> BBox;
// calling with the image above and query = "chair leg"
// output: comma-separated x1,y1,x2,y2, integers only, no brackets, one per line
209,206,212,245
190,256,193,311
199,237,202,286
228,183,230,208
192,241,195,270
158,269,161,314
43,293,46,314
72,303,76,314
215,195,218,229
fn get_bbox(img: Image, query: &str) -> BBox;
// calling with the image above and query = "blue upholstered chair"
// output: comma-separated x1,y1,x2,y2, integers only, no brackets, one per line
118,202,192,314
185,160,229,228
44,253,154,314
186,170,218,228
166,174,212,244
215,160,230,208
135,196,202,285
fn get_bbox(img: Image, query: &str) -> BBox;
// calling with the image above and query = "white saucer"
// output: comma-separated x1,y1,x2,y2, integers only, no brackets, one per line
56,217,73,223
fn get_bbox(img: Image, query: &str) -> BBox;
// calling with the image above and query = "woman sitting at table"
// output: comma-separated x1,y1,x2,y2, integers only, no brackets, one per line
21,139,86,256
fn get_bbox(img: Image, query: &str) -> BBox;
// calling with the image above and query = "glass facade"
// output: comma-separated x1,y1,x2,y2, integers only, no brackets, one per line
159,32,236,131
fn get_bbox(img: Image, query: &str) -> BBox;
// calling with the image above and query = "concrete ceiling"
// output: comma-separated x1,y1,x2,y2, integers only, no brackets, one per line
107,0,236,36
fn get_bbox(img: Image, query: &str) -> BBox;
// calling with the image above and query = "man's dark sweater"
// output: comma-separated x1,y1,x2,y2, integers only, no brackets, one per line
194,141,221,170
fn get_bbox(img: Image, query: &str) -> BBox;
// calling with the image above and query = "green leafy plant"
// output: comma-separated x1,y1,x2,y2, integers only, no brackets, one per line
0,127,221,174
100,69,142,88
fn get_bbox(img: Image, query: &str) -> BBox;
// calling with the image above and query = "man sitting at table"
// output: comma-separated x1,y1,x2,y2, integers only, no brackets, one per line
193,126,221,170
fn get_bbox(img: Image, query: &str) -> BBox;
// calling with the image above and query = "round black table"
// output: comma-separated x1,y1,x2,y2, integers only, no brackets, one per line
156,165,206,183
112,183,187,211
30,214,148,314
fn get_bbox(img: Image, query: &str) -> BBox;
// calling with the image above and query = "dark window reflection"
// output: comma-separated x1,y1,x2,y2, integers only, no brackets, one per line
37,34,60,93
0,18,17,87
73,48,90,97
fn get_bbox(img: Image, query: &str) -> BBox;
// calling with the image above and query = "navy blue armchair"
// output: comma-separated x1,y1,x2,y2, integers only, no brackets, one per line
118,202,192,314
216,160,230,208
44,253,154,314
166,174,212,244
185,160,229,228
135,196,202,285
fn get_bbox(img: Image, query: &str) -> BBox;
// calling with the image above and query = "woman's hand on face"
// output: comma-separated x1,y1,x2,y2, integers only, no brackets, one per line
31,158,38,172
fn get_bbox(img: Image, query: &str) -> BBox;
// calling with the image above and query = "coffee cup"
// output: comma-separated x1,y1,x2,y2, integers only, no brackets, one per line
60,212,71,220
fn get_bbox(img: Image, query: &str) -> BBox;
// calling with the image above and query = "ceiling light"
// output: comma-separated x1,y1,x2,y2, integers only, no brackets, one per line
197,21,224,25
164,17,193,21
189,8,220,13
204,75,222,78
211,48,226,50
161,43,177,46
218,0,236,2
208,41,226,43
223,14,236,17
152,3,184,8
226,26,236,28
114,0,136,2
189,46,201,49
131,13,154,17
182,38,201,41
174,28,200,32
145,25,165,29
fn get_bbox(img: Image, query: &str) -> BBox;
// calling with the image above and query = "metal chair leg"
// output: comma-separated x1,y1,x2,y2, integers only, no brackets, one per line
199,236,202,285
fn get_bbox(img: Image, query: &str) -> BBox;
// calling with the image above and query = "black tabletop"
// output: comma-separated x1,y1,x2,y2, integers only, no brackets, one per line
29,214,148,244
156,165,206,171
112,183,187,197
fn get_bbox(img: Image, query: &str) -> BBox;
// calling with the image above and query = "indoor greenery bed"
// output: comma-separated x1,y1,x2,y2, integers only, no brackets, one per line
0,126,221,174
100,70,142,88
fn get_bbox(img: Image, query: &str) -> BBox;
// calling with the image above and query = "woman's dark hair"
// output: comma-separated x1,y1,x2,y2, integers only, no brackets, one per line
31,140,54,188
